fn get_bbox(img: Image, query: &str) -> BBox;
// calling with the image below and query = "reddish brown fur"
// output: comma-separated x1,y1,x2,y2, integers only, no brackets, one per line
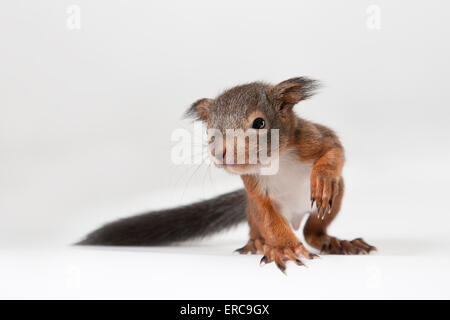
237,117,375,272
189,78,376,272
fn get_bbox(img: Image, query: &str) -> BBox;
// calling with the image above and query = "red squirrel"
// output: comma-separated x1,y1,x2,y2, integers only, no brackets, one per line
78,77,376,272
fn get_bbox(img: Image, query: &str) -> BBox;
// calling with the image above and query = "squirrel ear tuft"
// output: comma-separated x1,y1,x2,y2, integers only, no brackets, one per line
184,98,214,121
269,77,320,110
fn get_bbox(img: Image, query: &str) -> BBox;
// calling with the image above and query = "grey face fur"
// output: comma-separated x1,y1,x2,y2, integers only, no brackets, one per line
186,77,319,174
208,82,275,132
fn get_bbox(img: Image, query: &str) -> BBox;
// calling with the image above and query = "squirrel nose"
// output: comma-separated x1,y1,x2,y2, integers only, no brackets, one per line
213,147,227,163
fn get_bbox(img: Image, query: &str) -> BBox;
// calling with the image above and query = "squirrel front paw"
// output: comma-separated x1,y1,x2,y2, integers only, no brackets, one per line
260,242,319,274
235,238,319,273
310,171,341,220
235,238,265,255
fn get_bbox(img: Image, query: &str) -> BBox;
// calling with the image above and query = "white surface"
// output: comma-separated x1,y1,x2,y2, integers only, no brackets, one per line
1,0,450,299
2,178,450,300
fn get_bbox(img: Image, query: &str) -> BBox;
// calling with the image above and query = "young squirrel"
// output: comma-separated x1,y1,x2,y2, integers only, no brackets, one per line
78,77,376,272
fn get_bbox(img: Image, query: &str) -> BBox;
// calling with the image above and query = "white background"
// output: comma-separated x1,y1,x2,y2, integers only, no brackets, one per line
1,0,450,299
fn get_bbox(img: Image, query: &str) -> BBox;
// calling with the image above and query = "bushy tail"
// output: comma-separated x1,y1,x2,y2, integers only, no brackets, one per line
76,189,247,246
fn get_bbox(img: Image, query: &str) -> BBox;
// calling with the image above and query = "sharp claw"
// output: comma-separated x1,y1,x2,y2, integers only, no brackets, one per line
309,253,320,259
319,205,327,218
276,263,287,274
295,259,305,266
311,199,315,209
317,205,321,214
260,256,268,266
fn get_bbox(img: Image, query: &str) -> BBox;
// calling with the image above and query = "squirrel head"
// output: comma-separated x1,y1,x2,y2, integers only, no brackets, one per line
185,77,319,175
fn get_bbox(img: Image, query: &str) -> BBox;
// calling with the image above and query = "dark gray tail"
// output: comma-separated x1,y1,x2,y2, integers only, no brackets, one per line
76,189,247,246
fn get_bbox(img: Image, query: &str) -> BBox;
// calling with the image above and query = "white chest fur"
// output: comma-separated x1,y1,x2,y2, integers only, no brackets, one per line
257,150,313,230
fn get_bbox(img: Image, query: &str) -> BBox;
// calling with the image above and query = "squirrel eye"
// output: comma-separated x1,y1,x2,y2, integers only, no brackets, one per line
252,117,265,129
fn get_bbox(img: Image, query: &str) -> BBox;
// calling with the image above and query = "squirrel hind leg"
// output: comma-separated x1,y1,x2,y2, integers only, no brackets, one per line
303,178,377,255
305,233,377,255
